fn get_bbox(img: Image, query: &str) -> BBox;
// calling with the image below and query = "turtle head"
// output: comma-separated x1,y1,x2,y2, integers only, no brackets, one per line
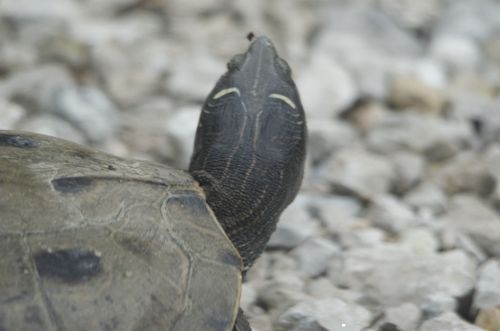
190,36,306,269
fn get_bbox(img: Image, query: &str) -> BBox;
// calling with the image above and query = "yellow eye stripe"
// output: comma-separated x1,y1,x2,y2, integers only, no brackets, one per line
269,93,296,109
212,87,240,99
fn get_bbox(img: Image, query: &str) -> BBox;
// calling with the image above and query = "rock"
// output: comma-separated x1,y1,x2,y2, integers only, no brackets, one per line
313,6,422,99
388,75,447,114
308,193,362,235
0,99,25,129
91,40,171,106
268,195,321,250
366,112,474,160
296,52,358,118
54,85,118,143
484,144,500,206
291,238,341,278
429,152,496,197
164,106,200,169
0,0,80,21
241,283,258,312
390,151,426,194
276,298,372,331
419,312,484,331
164,52,225,102
401,228,439,255
307,118,360,165
404,182,448,214
258,281,310,316
375,0,443,31
340,99,388,134
321,148,395,200
430,34,481,71
341,227,386,249
17,114,84,144
0,65,73,112
337,244,477,308
378,302,422,331
475,308,500,331
473,260,500,310
440,195,500,256
367,195,418,234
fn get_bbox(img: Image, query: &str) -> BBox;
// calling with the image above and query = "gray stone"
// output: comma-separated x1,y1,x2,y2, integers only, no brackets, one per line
307,118,360,164
379,302,422,331
404,182,448,214
91,40,171,106
291,238,341,278
18,114,84,144
337,244,477,308
400,229,439,255
475,308,500,331
276,298,372,331
164,106,200,169
367,195,417,234
440,194,500,256
366,112,474,159
419,312,484,331
388,74,447,114
473,260,500,310
430,34,481,71
391,151,426,194
0,99,26,130
0,0,80,21
321,148,395,200
429,152,495,197
54,86,118,143
296,52,358,118
269,195,321,250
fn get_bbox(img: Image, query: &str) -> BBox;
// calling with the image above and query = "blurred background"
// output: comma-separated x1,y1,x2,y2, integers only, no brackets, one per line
1,0,500,330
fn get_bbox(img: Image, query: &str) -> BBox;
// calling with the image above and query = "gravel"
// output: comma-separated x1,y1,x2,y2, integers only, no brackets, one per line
2,1,500,330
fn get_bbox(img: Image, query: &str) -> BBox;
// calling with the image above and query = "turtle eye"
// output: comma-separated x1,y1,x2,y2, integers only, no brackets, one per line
276,57,292,77
227,54,245,70
269,93,296,109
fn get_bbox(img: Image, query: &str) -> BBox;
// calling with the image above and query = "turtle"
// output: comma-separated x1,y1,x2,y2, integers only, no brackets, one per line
0,35,306,331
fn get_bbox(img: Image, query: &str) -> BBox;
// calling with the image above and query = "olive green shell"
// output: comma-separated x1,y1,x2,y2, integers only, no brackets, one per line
0,131,242,331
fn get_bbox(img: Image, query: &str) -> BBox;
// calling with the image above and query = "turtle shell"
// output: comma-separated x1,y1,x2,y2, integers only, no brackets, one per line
0,131,242,331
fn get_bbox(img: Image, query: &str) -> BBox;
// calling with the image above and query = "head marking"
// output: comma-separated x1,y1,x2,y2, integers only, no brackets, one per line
213,87,240,100
269,93,296,109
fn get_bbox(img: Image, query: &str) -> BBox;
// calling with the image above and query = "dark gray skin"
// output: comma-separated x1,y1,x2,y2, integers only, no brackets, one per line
189,36,307,270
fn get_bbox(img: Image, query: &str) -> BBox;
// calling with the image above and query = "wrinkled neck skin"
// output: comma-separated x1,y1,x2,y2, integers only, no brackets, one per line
189,36,306,269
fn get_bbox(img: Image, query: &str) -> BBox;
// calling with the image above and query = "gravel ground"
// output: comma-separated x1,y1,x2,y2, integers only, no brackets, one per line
2,0,500,330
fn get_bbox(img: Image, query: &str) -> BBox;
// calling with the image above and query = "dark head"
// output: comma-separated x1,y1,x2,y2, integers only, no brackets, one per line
189,36,306,269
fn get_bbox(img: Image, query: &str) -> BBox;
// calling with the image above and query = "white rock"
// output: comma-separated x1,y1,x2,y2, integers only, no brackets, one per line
164,106,200,169
297,52,358,118
321,148,395,200
367,195,417,234
391,151,426,194
404,182,448,214
440,194,500,256
291,238,341,278
430,34,481,70
337,244,477,308
419,312,484,331
269,195,321,249
307,118,360,164
0,100,25,130
367,112,474,159
381,302,422,331
55,86,118,143
473,259,500,310
18,114,84,144
277,298,372,331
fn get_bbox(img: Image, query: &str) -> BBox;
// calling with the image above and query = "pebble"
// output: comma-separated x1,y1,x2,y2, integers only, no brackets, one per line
276,298,372,331
419,312,485,331
473,259,500,310
321,148,395,200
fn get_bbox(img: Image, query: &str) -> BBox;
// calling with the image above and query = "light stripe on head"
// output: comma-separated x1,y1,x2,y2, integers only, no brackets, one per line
269,93,296,109
213,87,240,100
